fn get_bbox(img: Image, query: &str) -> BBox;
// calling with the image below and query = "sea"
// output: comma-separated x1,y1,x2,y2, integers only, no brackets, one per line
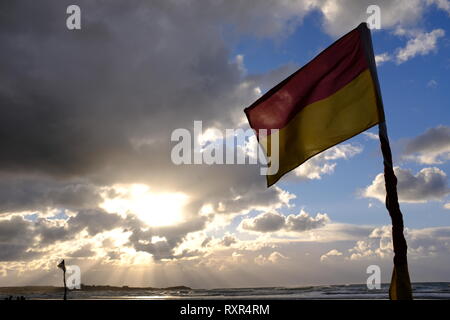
2,282,450,300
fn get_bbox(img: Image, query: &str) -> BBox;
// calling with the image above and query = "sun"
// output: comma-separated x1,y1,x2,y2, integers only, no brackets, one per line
100,184,189,227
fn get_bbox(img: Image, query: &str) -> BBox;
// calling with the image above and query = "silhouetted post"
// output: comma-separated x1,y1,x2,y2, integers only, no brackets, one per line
57,260,67,300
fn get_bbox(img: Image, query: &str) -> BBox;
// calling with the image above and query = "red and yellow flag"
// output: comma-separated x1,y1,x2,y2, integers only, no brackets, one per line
245,22,413,300
245,23,383,187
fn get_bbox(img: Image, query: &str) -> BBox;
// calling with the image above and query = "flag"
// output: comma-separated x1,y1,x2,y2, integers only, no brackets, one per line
57,259,66,272
245,23,383,187
244,22,412,300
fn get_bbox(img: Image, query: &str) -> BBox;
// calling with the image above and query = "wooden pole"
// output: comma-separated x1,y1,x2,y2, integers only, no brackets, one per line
358,23,413,299
63,270,67,301
378,121,413,300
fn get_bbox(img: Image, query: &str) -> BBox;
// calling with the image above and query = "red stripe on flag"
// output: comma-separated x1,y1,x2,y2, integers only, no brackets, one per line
245,27,368,134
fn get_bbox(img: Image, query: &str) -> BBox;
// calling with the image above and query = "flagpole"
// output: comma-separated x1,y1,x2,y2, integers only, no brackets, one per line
63,269,67,301
357,22,413,299
58,260,67,301
378,121,413,300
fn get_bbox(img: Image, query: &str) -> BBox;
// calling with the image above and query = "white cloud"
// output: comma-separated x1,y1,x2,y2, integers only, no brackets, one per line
348,225,393,260
320,249,343,262
235,54,246,75
294,161,336,181
285,211,330,232
255,251,288,265
444,203,450,210
427,0,450,15
293,143,363,180
348,225,450,261
375,53,392,66
362,131,379,140
315,0,450,37
403,125,450,164
396,29,445,64
318,0,426,37
362,167,450,203
427,79,438,88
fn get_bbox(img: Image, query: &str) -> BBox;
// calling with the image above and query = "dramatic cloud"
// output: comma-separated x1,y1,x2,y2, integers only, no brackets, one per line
348,225,450,260
0,0,305,264
403,125,450,164
1,0,449,287
0,174,101,215
0,0,444,186
240,210,329,233
362,167,450,203
0,216,37,261
0,208,123,262
69,244,95,258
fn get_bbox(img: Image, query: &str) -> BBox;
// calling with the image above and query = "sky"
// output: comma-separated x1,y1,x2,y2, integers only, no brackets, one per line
0,0,449,288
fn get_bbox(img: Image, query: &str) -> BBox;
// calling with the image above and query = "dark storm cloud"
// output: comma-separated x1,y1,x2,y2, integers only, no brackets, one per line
241,212,285,232
0,174,101,214
69,244,95,258
0,209,123,261
40,208,122,242
220,234,237,247
0,215,38,261
0,0,304,261
403,125,450,164
0,0,310,184
125,213,208,260
0,0,292,218
0,0,245,179
363,167,450,203
66,208,122,235
240,211,330,233
0,0,305,198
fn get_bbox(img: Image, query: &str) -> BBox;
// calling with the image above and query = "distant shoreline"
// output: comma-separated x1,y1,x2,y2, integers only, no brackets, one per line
1,283,449,300
1,282,449,294
0,285,191,295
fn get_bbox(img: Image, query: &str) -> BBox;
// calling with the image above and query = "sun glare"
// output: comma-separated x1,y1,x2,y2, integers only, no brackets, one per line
100,184,188,227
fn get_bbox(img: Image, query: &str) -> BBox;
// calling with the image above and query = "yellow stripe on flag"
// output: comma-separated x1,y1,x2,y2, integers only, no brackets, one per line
262,69,380,186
